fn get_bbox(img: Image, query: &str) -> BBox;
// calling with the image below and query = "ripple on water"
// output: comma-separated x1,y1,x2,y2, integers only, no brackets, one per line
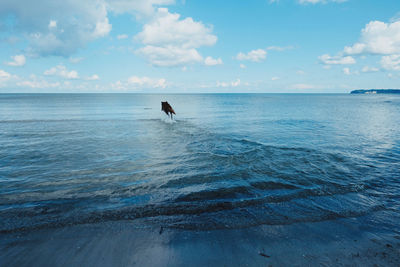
0,118,391,233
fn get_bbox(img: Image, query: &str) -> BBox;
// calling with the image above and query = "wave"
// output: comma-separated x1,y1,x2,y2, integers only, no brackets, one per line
0,189,385,233
0,116,393,233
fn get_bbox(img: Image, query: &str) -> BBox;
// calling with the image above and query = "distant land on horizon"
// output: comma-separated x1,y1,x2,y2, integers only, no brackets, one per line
351,89,400,94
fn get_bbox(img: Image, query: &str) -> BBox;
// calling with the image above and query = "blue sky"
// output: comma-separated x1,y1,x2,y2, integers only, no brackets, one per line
0,0,399,93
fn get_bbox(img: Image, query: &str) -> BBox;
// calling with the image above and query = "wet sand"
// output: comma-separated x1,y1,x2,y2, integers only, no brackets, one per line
2,214,400,266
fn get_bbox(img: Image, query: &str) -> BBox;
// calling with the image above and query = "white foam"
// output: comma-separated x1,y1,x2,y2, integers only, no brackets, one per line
161,115,176,124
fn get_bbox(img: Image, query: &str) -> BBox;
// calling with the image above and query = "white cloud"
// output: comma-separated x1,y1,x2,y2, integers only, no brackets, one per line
361,66,379,73
106,0,175,17
69,57,84,64
48,20,57,29
0,70,17,87
136,8,216,48
319,54,356,65
117,34,129,40
93,17,112,38
204,56,222,66
112,76,167,90
271,76,280,81
217,79,240,87
128,76,167,88
5,55,26,67
298,0,347,4
136,8,217,67
0,0,114,57
240,64,246,69
137,45,203,67
342,67,359,75
344,21,400,55
216,82,228,87
44,65,79,79
111,81,125,90
231,79,240,87
85,74,100,81
380,54,400,71
0,70,11,79
333,20,400,72
17,80,60,89
236,49,267,62
343,67,351,75
0,0,175,57
17,75,60,88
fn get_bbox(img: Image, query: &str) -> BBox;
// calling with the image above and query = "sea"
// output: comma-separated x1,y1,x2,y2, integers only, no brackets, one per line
1,93,400,233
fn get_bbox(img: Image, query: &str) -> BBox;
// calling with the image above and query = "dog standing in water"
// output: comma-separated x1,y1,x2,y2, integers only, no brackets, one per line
161,101,176,119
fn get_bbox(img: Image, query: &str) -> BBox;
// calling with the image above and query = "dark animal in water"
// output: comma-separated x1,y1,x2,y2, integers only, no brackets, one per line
161,101,176,119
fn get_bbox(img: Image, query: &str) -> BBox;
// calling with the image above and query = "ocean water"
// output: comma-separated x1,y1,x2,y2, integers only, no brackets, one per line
1,93,400,232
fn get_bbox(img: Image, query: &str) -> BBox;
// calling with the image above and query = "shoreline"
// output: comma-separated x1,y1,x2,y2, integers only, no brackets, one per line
2,214,400,266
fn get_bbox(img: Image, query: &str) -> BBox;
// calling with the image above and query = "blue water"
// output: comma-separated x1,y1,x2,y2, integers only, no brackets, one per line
1,94,400,232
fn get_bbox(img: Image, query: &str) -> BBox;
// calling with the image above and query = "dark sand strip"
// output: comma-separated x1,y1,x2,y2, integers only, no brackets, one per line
1,215,400,266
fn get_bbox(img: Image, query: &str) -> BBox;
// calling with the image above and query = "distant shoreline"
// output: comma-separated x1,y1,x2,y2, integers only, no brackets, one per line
351,89,400,94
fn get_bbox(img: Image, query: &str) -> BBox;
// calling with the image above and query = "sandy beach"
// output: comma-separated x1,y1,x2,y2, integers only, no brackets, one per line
2,211,400,267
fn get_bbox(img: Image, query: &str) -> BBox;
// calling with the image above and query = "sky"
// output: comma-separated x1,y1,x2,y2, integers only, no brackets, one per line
0,0,399,93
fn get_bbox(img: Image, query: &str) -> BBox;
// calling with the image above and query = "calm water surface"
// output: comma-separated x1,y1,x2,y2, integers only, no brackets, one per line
1,94,400,232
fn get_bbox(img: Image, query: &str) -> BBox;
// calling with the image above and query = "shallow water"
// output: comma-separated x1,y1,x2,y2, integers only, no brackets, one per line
1,93,400,232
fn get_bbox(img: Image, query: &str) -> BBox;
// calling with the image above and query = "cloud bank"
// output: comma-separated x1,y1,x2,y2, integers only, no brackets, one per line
136,8,217,67
0,0,175,57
